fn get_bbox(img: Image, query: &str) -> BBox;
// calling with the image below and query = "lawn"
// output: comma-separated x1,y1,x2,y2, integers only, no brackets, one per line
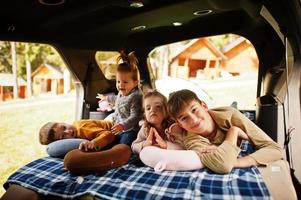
0,93,76,197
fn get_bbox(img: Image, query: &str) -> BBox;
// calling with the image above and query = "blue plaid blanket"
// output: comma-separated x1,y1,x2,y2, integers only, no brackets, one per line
4,141,271,199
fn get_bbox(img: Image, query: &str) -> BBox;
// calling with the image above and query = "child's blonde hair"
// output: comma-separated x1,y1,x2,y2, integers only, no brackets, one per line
116,50,140,86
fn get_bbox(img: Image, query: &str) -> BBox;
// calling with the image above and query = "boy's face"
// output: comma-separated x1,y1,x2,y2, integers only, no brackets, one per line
116,72,138,96
176,100,212,137
52,123,77,141
144,96,166,127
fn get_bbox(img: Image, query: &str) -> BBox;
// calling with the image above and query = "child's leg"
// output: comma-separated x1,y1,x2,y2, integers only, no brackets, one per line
117,130,137,146
63,144,131,174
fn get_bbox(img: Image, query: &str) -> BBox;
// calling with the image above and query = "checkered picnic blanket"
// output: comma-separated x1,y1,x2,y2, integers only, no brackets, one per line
4,141,271,199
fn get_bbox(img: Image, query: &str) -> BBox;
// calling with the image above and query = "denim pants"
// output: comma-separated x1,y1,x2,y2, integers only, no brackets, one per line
46,130,137,158
115,130,137,146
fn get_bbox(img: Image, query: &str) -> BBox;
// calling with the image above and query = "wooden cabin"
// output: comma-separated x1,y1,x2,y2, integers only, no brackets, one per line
221,37,259,75
169,37,258,79
31,64,66,95
169,38,226,79
0,73,26,101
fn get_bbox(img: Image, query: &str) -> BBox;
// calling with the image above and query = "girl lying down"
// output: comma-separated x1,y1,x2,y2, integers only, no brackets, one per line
131,90,204,172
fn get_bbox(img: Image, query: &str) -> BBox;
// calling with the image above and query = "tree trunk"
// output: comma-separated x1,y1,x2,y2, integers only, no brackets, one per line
11,42,18,99
25,43,32,98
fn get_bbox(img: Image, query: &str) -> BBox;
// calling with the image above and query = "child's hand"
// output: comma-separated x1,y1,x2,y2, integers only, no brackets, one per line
96,93,107,101
111,123,124,135
166,123,184,142
79,140,95,151
237,128,249,141
226,126,250,146
152,128,167,149
139,120,146,127
143,129,154,148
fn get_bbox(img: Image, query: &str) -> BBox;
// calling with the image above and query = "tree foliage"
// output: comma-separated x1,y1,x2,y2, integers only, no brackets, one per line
0,41,66,79
0,41,12,73
208,34,240,50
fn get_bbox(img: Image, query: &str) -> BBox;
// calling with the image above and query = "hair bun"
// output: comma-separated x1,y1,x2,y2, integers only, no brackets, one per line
117,50,138,70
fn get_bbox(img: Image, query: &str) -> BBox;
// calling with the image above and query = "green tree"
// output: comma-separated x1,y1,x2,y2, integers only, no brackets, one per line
30,44,65,71
208,34,240,50
17,43,66,78
0,41,12,73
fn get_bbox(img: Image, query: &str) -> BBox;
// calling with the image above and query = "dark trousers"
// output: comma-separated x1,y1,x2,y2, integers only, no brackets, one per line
116,130,137,146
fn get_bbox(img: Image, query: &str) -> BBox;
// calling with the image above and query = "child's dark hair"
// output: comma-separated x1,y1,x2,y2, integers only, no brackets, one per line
167,89,202,119
117,50,140,86
143,90,174,132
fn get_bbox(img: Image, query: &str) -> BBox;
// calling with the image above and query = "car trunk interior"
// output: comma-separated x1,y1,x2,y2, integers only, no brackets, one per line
0,0,300,194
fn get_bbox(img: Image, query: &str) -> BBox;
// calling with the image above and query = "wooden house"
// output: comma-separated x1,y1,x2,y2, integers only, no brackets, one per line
169,37,258,79
32,64,67,95
221,37,258,75
0,73,26,101
169,38,226,79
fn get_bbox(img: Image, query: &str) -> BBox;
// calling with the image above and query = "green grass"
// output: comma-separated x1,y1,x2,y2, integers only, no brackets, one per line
0,93,76,197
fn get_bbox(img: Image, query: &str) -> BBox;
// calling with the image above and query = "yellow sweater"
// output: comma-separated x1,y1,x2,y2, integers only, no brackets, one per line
183,107,283,174
73,120,115,149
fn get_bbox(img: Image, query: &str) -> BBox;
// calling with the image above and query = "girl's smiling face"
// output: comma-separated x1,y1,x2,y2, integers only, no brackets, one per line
116,71,138,96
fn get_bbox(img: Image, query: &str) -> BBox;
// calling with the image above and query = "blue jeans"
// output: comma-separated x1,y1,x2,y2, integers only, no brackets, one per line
115,130,137,146
46,131,137,157
46,138,86,158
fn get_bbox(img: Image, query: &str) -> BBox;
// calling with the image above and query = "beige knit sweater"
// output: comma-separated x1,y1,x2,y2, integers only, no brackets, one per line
183,106,283,174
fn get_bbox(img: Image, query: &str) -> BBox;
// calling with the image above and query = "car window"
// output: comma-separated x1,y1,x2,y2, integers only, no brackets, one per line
95,51,120,80
0,41,77,196
149,34,258,110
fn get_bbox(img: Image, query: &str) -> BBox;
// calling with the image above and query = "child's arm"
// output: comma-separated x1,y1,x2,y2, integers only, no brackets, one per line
80,131,115,151
132,125,171,154
225,126,249,146
229,107,283,165
106,93,117,105
235,156,258,167
119,93,143,131
225,126,258,167
131,124,150,154
111,123,125,135
183,132,240,174
184,126,254,173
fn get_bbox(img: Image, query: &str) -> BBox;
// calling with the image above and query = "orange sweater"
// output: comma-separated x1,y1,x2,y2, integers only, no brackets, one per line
73,119,115,149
